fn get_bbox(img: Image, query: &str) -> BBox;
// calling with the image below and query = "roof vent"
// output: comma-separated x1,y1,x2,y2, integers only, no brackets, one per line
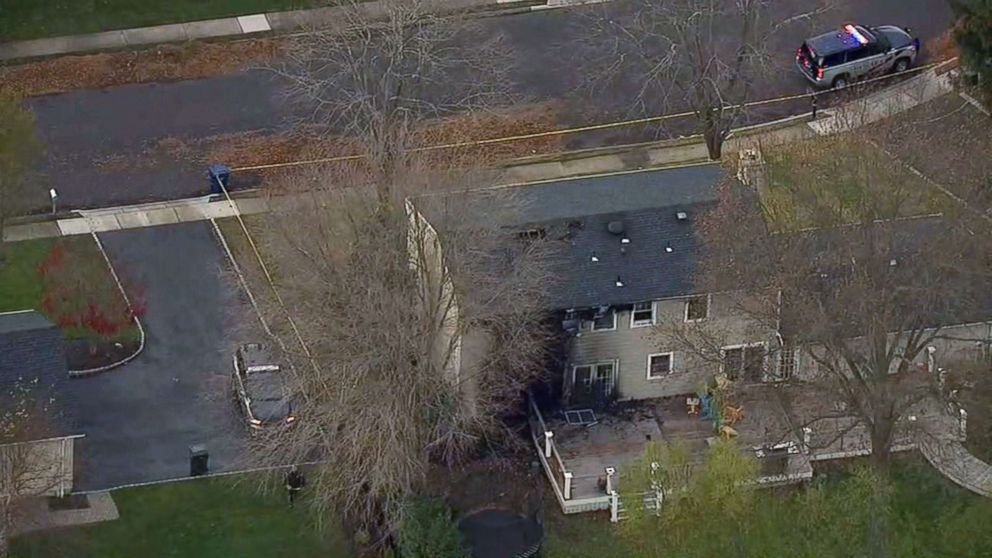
615,276,624,288
676,211,688,220
591,253,600,263
607,221,625,235
665,242,674,253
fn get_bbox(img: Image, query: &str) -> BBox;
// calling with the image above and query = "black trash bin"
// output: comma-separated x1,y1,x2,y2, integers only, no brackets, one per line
208,164,231,195
189,444,209,477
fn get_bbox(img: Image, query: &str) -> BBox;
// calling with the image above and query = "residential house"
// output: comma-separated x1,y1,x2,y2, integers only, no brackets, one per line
0,310,81,498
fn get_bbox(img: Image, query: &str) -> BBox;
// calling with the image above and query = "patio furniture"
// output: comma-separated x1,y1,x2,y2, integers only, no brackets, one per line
564,409,598,426
686,396,701,415
700,394,714,420
719,425,738,439
723,404,745,426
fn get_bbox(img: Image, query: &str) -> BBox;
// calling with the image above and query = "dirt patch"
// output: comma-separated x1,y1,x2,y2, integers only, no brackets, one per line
0,38,282,97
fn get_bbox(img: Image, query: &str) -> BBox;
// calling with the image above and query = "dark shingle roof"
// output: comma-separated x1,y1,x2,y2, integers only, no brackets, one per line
536,202,712,310
0,310,73,434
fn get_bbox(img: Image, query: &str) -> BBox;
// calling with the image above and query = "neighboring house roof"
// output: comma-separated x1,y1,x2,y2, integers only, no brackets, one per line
0,310,73,434
777,215,992,338
531,202,713,310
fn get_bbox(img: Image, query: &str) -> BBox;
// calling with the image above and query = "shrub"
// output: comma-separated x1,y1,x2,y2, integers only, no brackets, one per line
396,497,469,558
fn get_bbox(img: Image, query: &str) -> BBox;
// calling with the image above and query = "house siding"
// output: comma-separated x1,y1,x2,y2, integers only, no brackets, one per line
567,294,777,400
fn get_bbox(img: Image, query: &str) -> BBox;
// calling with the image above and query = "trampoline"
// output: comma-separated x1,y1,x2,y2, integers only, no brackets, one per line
458,508,543,558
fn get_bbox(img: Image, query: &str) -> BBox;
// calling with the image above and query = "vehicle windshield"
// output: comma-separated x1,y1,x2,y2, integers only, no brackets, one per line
870,28,892,50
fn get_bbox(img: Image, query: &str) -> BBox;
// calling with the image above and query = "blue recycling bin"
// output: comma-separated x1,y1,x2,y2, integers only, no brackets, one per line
208,164,231,195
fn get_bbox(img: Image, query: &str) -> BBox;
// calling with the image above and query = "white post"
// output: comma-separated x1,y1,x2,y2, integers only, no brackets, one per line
960,408,968,439
544,431,554,458
605,467,616,494
563,471,573,500
49,188,58,215
802,426,813,454
610,490,620,523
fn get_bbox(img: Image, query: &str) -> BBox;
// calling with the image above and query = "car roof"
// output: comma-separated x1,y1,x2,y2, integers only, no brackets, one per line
806,25,876,56
245,370,286,401
239,343,279,370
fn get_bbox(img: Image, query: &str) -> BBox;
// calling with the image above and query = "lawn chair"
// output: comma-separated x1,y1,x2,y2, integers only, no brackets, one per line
722,404,745,426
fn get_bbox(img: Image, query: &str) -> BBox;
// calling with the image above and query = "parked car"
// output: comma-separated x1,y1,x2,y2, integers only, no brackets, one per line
232,343,296,429
796,24,921,89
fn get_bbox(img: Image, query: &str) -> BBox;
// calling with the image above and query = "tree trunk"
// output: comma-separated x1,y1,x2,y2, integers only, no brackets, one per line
702,113,725,160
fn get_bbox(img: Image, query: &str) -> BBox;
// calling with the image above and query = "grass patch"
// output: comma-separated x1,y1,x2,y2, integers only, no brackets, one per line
542,504,631,558
541,460,992,558
0,236,136,342
0,1,322,42
11,474,354,558
760,135,948,231
0,238,55,314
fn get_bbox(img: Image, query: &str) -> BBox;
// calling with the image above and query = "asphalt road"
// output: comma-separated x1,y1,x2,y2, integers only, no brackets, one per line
27,0,953,210
64,222,247,490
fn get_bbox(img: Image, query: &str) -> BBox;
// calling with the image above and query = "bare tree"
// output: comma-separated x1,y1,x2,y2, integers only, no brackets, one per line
661,133,991,476
275,0,515,199
233,152,555,550
0,382,62,556
573,0,831,159
0,94,43,262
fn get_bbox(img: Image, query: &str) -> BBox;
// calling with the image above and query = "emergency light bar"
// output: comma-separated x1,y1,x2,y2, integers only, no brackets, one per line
844,24,869,45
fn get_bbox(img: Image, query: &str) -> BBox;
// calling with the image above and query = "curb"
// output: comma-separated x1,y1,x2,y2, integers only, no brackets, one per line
0,0,545,63
66,232,146,377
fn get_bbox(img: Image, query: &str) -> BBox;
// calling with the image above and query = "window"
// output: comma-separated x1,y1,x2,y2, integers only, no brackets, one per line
647,353,673,379
823,52,845,67
590,311,616,331
722,344,766,381
573,362,617,399
846,46,872,62
776,347,797,380
631,302,655,327
685,295,710,321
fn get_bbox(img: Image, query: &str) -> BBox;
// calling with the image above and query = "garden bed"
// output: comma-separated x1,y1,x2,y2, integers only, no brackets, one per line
0,236,143,371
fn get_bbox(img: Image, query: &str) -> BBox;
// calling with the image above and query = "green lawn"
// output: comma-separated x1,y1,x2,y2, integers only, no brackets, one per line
0,238,55,314
0,236,137,341
11,475,354,558
542,460,992,558
0,0,322,42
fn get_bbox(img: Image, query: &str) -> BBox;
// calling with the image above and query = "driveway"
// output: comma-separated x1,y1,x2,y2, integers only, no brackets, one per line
64,221,248,490
27,0,953,210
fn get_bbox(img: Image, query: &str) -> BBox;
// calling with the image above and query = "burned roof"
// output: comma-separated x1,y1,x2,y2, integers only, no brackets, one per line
415,164,726,311
531,202,713,310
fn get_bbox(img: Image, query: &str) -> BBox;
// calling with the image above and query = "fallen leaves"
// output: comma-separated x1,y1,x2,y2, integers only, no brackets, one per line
0,38,282,97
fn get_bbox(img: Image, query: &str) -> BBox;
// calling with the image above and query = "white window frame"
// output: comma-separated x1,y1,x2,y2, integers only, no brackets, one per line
646,352,674,380
572,361,619,397
720,342,768,381
774,347,798,381
630,301,656,328
684,294,711,322
587,310,617,332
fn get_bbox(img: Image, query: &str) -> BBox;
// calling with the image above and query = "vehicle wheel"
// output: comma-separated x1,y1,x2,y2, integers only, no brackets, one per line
832,76,848,89
893,58,910,74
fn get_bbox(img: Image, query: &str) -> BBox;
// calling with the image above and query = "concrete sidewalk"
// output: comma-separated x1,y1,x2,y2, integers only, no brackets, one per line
0,0,544,61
